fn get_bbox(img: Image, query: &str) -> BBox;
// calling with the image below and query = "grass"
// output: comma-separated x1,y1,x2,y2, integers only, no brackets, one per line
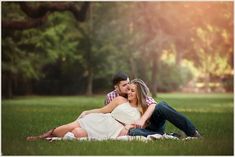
2,93,234,155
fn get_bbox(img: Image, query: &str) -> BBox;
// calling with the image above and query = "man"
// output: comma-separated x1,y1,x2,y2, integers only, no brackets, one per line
104,71,129,105
104,71,156,106
105,71,201,138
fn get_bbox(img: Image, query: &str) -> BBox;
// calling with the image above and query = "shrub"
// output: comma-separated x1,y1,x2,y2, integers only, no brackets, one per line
157,61,193,92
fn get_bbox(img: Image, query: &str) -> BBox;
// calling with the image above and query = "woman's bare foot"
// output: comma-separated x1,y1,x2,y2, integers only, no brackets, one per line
26,128,55,141
26,136,40,141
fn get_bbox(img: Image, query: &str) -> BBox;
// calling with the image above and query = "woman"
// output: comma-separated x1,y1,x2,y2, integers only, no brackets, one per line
26,79,150,141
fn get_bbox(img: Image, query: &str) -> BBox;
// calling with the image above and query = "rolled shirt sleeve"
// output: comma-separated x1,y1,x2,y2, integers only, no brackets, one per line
146,96,157,106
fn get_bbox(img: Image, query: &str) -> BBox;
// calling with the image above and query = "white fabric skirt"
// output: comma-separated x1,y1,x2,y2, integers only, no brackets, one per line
77,113,124,139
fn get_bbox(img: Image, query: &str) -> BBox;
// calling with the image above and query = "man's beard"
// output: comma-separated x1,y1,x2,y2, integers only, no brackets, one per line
119,93,128,98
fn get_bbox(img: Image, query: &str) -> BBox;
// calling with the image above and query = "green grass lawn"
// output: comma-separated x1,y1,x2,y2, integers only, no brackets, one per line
2,93,234,155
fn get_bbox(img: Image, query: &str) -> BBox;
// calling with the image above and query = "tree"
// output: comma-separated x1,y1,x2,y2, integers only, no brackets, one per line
2,2,89,98
2,2,233,97
192,25,233,92
2,2,90,30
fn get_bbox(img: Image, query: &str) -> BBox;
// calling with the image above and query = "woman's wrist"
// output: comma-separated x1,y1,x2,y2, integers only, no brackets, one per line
124,124,135,131
124,125,129,130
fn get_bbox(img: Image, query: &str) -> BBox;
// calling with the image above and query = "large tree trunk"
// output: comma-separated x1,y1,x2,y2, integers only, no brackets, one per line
24,79,33,95
86,69,93,96
7,80,13,98
129,58,137,79
139,57,148,83
3,73,13,99
175,47,182,65
6,78,13,99
204,73,211,93
151,54,158,97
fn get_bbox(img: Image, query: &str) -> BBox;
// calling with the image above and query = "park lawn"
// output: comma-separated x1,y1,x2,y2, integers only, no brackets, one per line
1,93,234,155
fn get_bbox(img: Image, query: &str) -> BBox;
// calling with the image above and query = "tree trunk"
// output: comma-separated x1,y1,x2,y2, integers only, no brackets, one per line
7,78,13,99
175,47,182,65
139,57,148,83
151,54,158,97
24,79,33,95
204,73,211,93
86,69,93,96
3,73,13,99
129,57,137,79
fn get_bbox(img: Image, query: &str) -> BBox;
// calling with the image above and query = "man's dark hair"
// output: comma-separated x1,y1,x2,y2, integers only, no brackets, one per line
112,71,129,86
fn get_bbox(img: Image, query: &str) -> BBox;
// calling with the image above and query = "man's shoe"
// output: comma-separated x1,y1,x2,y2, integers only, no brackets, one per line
192,130,202,138
169,131,187,139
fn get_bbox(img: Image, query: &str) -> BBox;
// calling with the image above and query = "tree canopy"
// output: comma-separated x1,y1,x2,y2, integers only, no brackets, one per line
2,2,233,98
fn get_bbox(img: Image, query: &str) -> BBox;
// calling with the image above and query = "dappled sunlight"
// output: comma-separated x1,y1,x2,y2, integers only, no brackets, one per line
2,2,233,97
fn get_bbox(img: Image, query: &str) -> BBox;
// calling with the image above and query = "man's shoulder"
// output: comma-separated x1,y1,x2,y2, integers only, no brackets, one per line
147,96,155,100
106,90,119,97
104,90,120,105
146,96,157,105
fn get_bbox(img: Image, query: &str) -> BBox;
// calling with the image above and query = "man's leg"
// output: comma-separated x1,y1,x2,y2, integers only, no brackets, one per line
145,104,167,134
153,101,197,136
128,106,167,137
128,128,160,137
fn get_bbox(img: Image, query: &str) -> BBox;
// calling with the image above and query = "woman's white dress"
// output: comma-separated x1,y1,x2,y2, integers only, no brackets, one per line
77,102,141,139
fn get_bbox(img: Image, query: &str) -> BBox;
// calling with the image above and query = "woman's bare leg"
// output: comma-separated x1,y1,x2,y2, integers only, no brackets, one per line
71,127,88,138
53,121,80,137
118,127,128,136
27,121,80,141
26,128,56,141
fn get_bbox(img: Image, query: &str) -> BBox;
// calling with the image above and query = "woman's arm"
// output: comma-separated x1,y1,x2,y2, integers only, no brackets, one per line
134,103,156,128
78,96,126,119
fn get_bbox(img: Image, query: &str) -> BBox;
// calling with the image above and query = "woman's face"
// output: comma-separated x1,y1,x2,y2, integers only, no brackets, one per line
128,83,137,102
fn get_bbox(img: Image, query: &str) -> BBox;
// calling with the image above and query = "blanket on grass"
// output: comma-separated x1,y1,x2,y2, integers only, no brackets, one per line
46,133,198,142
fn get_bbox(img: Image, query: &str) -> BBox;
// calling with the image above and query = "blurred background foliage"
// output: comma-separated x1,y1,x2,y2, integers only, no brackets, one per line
2,2,233,98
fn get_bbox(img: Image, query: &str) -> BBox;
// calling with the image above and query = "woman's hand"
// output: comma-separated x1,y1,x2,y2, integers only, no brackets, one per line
133,119,146,128
78,111,89,119
124,124,136,130
119,124,137,136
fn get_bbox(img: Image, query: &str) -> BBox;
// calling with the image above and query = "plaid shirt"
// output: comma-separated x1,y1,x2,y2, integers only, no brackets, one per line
104,90,119,105
104,90,157,106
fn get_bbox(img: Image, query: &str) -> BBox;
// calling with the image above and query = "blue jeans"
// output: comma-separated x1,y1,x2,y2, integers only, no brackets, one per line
128,101,197,137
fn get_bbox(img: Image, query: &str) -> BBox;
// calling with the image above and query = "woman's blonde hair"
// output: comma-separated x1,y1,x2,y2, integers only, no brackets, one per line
131,79,150,115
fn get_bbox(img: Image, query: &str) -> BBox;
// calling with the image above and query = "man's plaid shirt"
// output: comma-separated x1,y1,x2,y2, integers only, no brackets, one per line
104,90,157,106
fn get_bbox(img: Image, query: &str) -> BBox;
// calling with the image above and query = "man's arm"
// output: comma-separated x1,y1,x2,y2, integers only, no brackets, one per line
79,96,124,119
104,95,110,105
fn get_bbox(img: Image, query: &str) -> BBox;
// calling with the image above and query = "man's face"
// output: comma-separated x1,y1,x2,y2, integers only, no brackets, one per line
116,80,130,95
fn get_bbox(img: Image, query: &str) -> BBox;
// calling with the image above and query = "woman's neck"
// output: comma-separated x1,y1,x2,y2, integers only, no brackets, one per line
129,100,137,107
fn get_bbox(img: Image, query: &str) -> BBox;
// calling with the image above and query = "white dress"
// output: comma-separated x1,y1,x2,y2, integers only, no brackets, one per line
77,102,141,139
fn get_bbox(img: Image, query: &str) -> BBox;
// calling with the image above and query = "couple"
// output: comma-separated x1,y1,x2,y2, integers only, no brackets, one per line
27,72,201,141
